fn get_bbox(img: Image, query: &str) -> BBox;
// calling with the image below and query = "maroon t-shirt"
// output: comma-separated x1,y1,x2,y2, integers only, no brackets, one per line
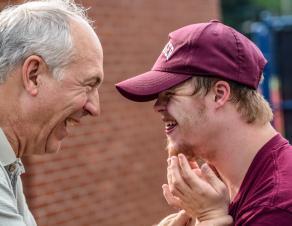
229,134,292,225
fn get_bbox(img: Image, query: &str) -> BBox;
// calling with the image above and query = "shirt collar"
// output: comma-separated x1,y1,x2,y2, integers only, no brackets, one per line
0,128,17,166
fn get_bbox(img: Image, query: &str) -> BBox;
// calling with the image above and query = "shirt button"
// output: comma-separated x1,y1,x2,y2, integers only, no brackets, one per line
8,164,16,172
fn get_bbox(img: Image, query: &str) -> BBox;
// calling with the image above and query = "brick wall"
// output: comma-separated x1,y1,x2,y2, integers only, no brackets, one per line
0,0,220,225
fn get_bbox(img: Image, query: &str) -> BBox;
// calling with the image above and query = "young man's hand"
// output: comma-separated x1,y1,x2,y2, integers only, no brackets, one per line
163,154,232,224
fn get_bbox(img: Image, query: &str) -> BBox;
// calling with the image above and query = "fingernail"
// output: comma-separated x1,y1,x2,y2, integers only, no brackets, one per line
167,158,171,165
178,153,183,159
171,156,176,161
201,163,210,173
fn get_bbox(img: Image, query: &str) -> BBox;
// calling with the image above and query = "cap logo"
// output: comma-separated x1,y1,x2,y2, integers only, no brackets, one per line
162,41,174,61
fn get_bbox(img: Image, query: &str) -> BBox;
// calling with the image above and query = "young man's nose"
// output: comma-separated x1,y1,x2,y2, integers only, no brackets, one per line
153,97,167,113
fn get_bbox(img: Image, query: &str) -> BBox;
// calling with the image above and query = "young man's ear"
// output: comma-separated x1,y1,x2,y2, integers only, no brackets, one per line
213,80,231,108
21,55,47,96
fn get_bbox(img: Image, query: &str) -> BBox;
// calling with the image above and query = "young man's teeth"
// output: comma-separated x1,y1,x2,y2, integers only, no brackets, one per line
166,121,177,128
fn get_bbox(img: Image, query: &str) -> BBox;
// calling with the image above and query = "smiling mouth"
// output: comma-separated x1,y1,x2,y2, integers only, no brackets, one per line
165,120,178,135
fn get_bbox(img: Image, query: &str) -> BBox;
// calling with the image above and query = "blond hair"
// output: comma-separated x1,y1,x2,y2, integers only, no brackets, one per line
186,76,273,124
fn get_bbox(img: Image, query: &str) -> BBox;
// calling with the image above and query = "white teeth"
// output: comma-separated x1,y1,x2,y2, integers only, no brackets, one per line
66,118,77,126
165,121,177,128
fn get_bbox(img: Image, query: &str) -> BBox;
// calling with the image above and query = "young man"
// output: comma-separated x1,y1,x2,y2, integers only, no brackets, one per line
0,0,103,225
116,20,292,225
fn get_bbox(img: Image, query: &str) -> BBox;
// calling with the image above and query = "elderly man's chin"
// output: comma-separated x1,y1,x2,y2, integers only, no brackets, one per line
43,123,68,154
166,138,196,160
44,137,63,154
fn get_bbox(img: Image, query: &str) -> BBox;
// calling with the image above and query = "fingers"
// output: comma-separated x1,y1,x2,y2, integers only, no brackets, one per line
156,210,191,226
177,154,202,189
162,184,181,209
189,160,199,169
168,156,189,196
188,160,204,178
165,154,230,224
169,210,191,226
156,212,180,226
177,154,193,173
201,163,227,196
177,154,225,195
200,163,219,185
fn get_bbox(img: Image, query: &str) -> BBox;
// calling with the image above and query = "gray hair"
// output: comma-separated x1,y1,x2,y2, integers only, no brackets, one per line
0,0,92,82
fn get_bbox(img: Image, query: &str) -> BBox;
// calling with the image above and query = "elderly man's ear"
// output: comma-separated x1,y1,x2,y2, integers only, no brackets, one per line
213,80,231,108
21,55,48,96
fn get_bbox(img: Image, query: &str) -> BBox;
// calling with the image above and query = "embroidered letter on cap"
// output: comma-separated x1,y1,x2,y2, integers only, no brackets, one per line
162,41,174,61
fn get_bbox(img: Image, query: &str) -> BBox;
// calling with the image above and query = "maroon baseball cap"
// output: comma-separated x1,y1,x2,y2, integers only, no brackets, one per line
115,20,267,102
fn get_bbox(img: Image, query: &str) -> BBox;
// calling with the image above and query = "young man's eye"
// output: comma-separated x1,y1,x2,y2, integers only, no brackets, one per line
165,91,175,98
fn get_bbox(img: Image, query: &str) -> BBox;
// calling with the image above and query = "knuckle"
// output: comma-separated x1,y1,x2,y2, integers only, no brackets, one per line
196,189,205,197
169,185,176,194
172,180,180,187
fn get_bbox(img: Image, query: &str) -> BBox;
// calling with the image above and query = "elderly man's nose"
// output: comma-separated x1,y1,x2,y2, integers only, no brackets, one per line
84,89,101,117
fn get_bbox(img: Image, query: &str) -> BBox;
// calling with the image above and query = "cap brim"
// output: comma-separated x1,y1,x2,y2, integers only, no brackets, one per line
115,70,192,102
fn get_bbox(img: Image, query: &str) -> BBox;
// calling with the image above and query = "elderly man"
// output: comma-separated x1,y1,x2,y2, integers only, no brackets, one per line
0,0,103,225
116,20,292,225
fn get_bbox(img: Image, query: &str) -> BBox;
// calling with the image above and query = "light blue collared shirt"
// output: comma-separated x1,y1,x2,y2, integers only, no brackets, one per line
0,128,37,226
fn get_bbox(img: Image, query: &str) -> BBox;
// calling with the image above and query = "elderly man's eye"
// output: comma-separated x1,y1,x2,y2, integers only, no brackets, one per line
85,86,93,92
85,82,99,93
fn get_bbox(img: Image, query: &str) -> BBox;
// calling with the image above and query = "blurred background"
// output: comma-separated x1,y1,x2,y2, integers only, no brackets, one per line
0,0,291,226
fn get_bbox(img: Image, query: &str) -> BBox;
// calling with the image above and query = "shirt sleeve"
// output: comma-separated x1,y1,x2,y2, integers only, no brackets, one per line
240,206,292,226
0,166,27,226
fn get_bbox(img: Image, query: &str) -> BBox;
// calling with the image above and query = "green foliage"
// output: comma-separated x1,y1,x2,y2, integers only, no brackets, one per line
253,0,281,12
221,0,281,31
